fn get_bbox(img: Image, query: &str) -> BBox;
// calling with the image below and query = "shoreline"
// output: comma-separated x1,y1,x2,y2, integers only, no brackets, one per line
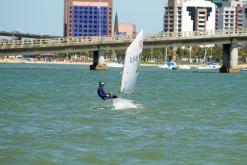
0,58,91,65
1,58,247,68
0,59,161,66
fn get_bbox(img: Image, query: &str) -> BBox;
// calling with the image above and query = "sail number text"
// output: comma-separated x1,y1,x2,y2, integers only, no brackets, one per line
129,54,140,63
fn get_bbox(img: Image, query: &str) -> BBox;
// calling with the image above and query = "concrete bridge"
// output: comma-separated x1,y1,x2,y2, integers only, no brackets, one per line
1,28,247,72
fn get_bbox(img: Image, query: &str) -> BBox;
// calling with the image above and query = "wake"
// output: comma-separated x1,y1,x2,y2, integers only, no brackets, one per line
112,98,140,110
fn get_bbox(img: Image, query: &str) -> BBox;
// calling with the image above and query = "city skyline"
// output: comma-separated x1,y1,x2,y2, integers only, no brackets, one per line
0,0,164,36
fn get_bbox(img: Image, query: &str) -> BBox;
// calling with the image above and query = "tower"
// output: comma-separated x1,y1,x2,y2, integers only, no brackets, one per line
165,0,179,60
114,13,119,35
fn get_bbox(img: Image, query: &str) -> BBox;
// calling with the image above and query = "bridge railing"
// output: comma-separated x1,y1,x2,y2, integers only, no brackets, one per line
145,28,247,41
1,28,247,49
0,34,136,49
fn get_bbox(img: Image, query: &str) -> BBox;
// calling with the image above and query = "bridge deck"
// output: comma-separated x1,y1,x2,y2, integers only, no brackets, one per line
1,29,247,55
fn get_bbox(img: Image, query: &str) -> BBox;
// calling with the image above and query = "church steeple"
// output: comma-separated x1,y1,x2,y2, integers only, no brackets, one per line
114,13,119,35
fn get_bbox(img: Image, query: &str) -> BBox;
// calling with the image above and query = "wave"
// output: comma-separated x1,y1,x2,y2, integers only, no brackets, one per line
112,98,141,110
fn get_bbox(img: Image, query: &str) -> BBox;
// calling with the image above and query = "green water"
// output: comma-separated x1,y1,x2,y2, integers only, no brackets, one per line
0,63,247,165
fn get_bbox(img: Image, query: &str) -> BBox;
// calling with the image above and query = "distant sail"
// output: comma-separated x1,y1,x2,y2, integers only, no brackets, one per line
120,30,144,94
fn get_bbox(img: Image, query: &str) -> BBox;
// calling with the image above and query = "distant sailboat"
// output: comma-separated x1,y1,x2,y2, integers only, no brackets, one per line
107,62,123,68
197,62,221,70
107,51,123,68
196,46,220,70
107,13,124,68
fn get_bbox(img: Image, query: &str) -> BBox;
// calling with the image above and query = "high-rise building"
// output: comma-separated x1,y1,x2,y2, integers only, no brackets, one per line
64,0,112,37
164,0,179,32
164,0,216,33
212,0,223,7
215,0,247,31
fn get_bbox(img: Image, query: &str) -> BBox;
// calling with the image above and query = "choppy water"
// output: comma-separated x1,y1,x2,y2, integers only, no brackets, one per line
0,63,247,165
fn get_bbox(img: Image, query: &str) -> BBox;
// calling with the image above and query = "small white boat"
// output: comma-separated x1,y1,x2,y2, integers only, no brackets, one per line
197,62,221,70
178,65,191,70
107,62,123,68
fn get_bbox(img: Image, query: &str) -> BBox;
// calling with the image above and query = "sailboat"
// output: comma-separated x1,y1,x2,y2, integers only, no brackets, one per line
195,46,220,70
112,30,144,109
107,55,123,68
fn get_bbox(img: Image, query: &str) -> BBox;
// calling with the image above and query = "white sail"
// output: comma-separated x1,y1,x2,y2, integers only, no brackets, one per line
120,30,144,94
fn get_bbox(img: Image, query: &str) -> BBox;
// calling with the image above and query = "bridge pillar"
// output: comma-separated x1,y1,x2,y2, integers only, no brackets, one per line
151,48,154,61
90,50,107,70
220,43,240,73
112,50,117,61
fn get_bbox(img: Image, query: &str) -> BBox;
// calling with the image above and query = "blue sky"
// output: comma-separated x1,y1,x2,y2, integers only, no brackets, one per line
0,0,164,36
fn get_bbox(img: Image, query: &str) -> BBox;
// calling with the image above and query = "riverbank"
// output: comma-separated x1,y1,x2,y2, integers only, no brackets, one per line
0,58,161,66
1,58,247,68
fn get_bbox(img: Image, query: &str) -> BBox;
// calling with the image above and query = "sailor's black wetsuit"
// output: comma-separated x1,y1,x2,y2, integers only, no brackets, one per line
97,86,117,100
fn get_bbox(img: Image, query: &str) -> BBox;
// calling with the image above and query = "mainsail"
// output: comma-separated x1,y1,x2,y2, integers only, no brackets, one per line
120,30,144,94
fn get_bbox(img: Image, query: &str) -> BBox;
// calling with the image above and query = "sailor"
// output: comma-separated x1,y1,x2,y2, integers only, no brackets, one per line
97,81,117,100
